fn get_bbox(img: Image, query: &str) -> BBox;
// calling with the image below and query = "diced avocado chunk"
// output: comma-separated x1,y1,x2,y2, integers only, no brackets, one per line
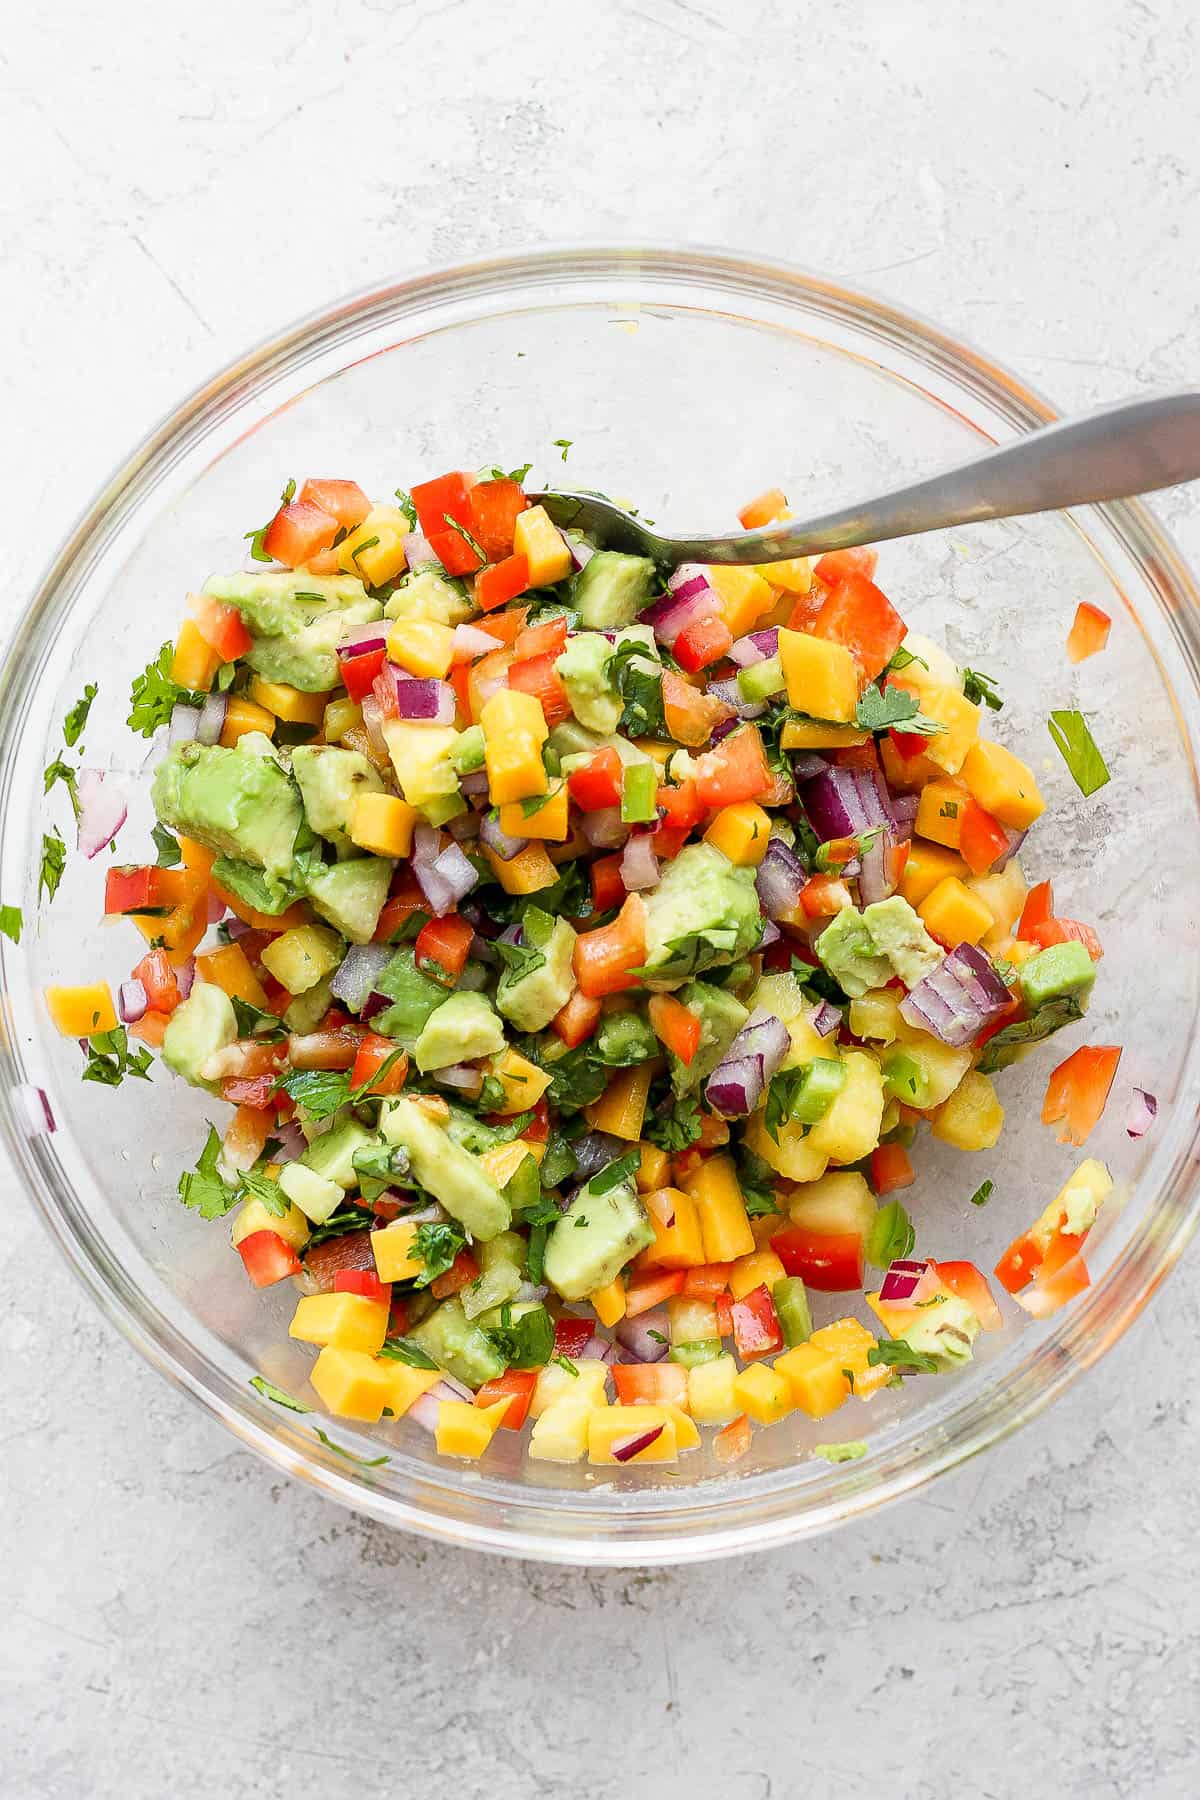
667,979,749,1096
152,742,303,879
381,1096,510,1239
291,746,384,852
542,1173,654,1301
596,1008,658,1066
305,856,393,944
815,908,892,999
369,948,446,1044
461,1229,526,1320
279,1161,343,1225
383,566,475,626
572,550,656,630
301,1119,375,1189
283,971,335,1034
640,843,764,984
210,856,306,915
496,908,578,1032
861,897,943,988
203,571,381,692
900,1293,981,1368
161,982,236,1089
412,991,506,1073
555,632,622,734
408,1295,506,1389
1018,942,1096,1011
248,601,382,692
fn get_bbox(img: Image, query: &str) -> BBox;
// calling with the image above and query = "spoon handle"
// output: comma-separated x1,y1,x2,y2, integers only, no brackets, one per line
679,391,1200,565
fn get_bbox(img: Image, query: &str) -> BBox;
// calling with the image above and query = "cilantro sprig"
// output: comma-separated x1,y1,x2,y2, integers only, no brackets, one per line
1048,709,1110,796
855,685,945,736
127,642,206,738
962,668,1004,710
82,1027,153,1088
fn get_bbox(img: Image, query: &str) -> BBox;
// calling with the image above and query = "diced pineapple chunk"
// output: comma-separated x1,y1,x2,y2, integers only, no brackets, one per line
531,1358,610,1418
386,617,455,679
806,1050,885,1165
786,1171,875,1240
686,1353,739,1424
260,923,345,995
809,1317,891,1400
231,1196,311,1252
930,1069,1005,1150
528,1396,595,1463
743,1109,830,1183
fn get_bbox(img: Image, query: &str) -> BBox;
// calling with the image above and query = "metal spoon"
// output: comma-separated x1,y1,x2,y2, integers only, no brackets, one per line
531,391,1200,567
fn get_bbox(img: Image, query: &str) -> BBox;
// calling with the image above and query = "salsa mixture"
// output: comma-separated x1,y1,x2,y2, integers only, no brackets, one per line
37,468,1133,1470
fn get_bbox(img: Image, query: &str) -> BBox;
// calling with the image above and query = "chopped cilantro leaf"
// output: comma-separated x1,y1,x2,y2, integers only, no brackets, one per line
152,823,182,868
962,668,1004,710
487,1305,554,1370
442,514,486,563
249,1376,311,1413
553,1354,579,1376
273,1066,352,1119
312,1427,389,1467
885,647,928,674
412,1220,468,1288
589,1151,640,1196
0,905,21,946
855,685,945,736
867,1337,941,1374
81,1027,153,1088
62,682,98,748
644,1093,703,1154
378,1336,440,1370
127,642,203,738
552,438,573,461
1048,708,1110,797
969,1179,995,1207
394,489,418,529
977,996,1084,1073
178,1124,237,1219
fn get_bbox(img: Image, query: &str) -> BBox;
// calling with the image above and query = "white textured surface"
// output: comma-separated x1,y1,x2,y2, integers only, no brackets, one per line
3,3,1200,1794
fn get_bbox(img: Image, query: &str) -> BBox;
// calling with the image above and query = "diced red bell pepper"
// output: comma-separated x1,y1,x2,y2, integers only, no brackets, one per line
105,866,166,916
933,1260,1003,1331
132,947,182,1014
650,824,690,862
220,1073,277,1109
889,728,929,761
714,1413,753,1465
693,726,773,808
476,553,530,611
809,571,905,679
682,1262,734,1300
813,547,878,586
1066,601,1111,665
506,651,570,727
573,896,647,997
340,645,386,703
349,1034,409,1096
656,777,705,831
525,1096,550,1143
590,852,626,913
738,488,788,530
1028,918,1103,961
373,870,429,943
675,612,734,673
430,1249,480,1299
414,913,475,985
731,1283,784,1361
475,1370,538,1431
772,1227,865,1291
262,500,339,569
513,615,568,664
611,1364,689,1408
554,1316,597,1359
799,874,853,919
958,796,1011,875
1041,1044,1122,1146
870,1142,915,1195
568,748,623,812
236,1230,302,1289
623,1269,687,1317
1017,879,1054,940
648,992,702,1065
429,527,485,577
714,1291,734,1338
334,1268,392,1304
551,988,602,1049
297,478,371,532
1014,1232,1091,1317
191,592,253,663
468,479,529,562
410,470,476,539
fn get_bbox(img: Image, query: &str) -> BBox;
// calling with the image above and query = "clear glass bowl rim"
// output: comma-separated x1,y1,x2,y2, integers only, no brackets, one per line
5,242,1200,1565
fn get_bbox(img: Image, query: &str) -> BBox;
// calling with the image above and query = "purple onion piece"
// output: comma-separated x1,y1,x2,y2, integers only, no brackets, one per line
1126,1088,1158,1140
175,957,196,1001
789,753,829,781
336,629,388,659
362,990,392,1021
707,674,766,721
879,1258,932,1303
615,1306,671,1362
709,716,740,746
451,623,496,661
559,527,594,570
809,999,843,1038
801,766,876,840
75,769,129,859
899,943,1012,1047
460,769,489,799
433,1063,484,1097
195,693,227,747
272,1119,309,1163
705,1051,766,1119
119,979,148,1024
571,1130,626,1181
619,830,660,893
755,835,805,920
580,807,630,850
479,810,529,862
758,919,782,949
992,825,1028,871
612,1424,665,1463
403,531,440,570
168,703,201,746
889,792,919,839
13,1083,56,1138
330,943,392,1013
857,828,896,906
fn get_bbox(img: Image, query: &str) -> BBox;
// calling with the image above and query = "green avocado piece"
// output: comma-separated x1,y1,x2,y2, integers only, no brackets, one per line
640,843,764,985
495,907,578,1033
861,896,944,988
291,745,384,853
571,550,656,630
555,632,623,734
408,1295,506,1389
815,908,892,1000
278,1162,343,1225
161,982,237,1089
460,1230,526,1321
1019,941,1097,1011
542,1173,654,1302
368,948,447,1044
301,1119,375,1189
283,971,336,1034
203,571,382,693
667,979,749,1096
304,856,393,945
899,1293,981,1367
412,991,506,1073
152,742,303,879
382,566,476,626
595,1008,658,1066
381,1096,510,1239
210,856,306,916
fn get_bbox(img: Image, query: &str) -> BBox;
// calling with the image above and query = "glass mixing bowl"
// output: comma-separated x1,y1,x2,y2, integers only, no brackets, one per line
4,247,1199,1564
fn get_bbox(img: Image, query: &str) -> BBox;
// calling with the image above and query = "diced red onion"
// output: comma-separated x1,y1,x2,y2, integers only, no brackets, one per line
559,527,595,570
337,627,388,659
889,792,919,839
857,827,896,906
707,674,766,721
571,1130,626,1181
993,826,1028,871
790,753,829,781
432,841,479,905
76,769,129,859
224,917,253,940
728,627,780,668
641,566,719,647
406,1201,448,1224
469,932,498,965
706,1007,789,1117
206,890,227,924
460,769,489,799
759,920,782,948
168,703,201,745
879,1257,932,1303
196,694,227,746
271,1119,309,1163
452,623,497,662
118,978,148,1024
175,957,196,1000
331,943,392,1012
431,1372,473,1402
1126,1088,1158,1139
612,1423,665,1463
433,1063,484,1097
13,1082,56,1137
802,766,878,840
360,694,389,760
708,716,739,746
581,1333,611,1362
900,943,1011,1047
479,810,529,862
408,1391,441,1433
379,666,456,724
809,999,842,1038
404,531,439,569
362,990,391,1021
755,835,805,920
581,807,630,850
620,830,660,892
615,1307,670,1362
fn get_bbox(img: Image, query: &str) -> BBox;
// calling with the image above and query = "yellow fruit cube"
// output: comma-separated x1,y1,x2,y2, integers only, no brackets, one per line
378,1361,439,1417
481,689,548,804
704,801,772,867
961,738,1046,830
806,1050,885,1166
436,1397,509,1459
171,619,219,692
371,1219,424,1283
968,861,1028,951
386,617,456,680
708,564,777,636
809,1317,890,1400
260,923,345,994
919,683,980,775
478,1139,537,1190
482,841,558,894
914,780,968,849
219,696,278,747
588,1406,679,1465
499,782,570,842
686,1354,739,1424
309,1346,393,1422
487,1046,553,1113
230,1196,310,1252
514,505,573,587
528,1396,595,1462
680,1155,757,1263
664,1405,701,1451
743,1108,830,1183
753,553,811,595
248,677,329,725
640,1188,706,1270
778,629,859,723
780,719,870,750
289,1292,390,1355
929,1069,1005,1150
734,1363,793,1425
338,504,411,587
864,1290,922,1339
194,943,269,1008
323,695,363,742
584,1063,653,1141
880,733,941,793
899,840,969,908
729,1247,787,1301
786,1171,876,1240
775,1343,849,1419
919,876,995,947
382,721,461,810
590,1277,627,1328
846,990,904,1043
45,982,118,1038
636,1141,671,1193
532,1358,610,1418
350,791,418,858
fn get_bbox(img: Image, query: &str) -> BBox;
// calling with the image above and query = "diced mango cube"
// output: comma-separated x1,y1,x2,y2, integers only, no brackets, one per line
686,1353,739,1424
349,791,417,859
371,1219,424,1283
532,1358,610,1418
961,738,1045,830
499,781,570,842
708,564,777,636
481,842,558,894
45,982,118,1038
930,1069,1005,1150
487,1045,553,1113
679,1155,756,1263
481,688,549,804
309,1346,393,1422
338,504,411,586
636,1141,671,1193
194,942,269,1007
809,1316,890,1400
584,1062,653,1141
249,677,330,725
729,1247,788,1301
289,1292,390,1355
436,1397,509,1458
664,1405,701,1451
171,619,219,692
219,696,277,747
260,923,345,995
919,876,995,947
919,683,980,775
513,505,573,587
775,1343,849,1419
779,719,870,751
386,617,456,680
704,801,772,867
880,733,941,793
590,1277,627,1328
378,1360,439,1417
733,1362,793,1425
639,1187,706,1270
914,779,968,849
899,840,969,908
528,1396,595,1462
588,1405,679,1465
230,1196,311,1252
778,629,859,723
